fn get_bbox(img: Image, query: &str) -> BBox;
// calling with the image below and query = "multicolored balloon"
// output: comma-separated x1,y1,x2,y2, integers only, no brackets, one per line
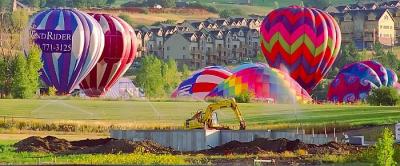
207,63,312,103
30,9,104,94
360,60,388,86
327,63,381,103
80,14,137,97
385,68,398,87
172,66,232,100
260,6,341,92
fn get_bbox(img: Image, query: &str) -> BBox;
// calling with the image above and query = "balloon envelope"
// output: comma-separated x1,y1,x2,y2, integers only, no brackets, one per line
260,6,341,92
386,68,398,87
30,8,104,94
80,14,137,97
360,60,388,86
207,63,312,103
172,66,232,100
327,62,383,103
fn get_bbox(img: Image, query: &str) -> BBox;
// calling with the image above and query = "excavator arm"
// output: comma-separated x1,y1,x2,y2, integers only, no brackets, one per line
185,98,246,130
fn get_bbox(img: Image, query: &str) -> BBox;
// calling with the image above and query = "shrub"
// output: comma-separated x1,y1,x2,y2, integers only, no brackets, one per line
48,86,57,96
375,128,396,166
366,87,399,106
234,91,252,103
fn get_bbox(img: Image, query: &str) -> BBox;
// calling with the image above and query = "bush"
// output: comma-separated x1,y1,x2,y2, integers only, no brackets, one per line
121,1,144,7
234,92,252,103
375,128,396,166
366,87,399,106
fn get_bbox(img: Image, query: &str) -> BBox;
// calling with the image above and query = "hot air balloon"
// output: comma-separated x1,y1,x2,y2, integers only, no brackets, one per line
79,14,137,97
29,9,104,94
327,63,381,103
172,66,232,100
260,6,341,92
360,60,388,86
386,68,398,86
207,63,312,103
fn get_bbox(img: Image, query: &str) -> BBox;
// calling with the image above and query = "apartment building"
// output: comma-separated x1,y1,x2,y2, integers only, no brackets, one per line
135,16,263,69
326,1,399,49
332,9,395,49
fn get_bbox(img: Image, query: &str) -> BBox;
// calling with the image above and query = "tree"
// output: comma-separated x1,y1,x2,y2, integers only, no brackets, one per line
152,19,176,26
135,55,165,98
106,0,115,5
11,53,29,98
367,87,399,106
0,0,11,13
181,64,191,80
163,59,180,93
375,128,396,166
219,9,232,18
380,51,399,71
303,0,330,9
25,46,43,98
46,0,66,7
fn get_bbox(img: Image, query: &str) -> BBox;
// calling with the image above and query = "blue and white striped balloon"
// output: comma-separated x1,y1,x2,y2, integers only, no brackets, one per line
29,8,104,94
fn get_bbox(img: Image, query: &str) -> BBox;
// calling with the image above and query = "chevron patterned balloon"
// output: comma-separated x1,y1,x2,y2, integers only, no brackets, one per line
260,6,341,92
80,14,137,97
30,9,104,94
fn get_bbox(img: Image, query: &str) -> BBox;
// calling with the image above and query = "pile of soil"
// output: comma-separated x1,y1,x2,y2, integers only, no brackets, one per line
14,136,173,154
201,138,361,155
14,136,72,153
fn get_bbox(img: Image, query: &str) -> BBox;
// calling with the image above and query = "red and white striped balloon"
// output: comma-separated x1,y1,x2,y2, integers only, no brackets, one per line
80,14,137,97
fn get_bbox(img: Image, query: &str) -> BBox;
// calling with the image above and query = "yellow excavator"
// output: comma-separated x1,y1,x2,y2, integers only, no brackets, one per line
184,98,246,130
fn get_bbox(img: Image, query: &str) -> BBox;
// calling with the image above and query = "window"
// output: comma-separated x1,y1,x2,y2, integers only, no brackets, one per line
183,47,186,50
167,47,170,51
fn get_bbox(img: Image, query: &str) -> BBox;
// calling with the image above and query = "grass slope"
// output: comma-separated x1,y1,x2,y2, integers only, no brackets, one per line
0,99,398,130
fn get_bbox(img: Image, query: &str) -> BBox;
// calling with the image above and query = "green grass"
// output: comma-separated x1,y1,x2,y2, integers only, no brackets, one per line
0,141,187,165
0,99,399,131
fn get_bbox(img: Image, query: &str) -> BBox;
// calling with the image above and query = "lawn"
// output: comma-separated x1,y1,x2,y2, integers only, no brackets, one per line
0,99,398,131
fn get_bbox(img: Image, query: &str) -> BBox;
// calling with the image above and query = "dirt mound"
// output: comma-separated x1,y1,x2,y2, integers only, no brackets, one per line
14,136,72,153
14,136,173,155
202,138,360,155
70,138,116,147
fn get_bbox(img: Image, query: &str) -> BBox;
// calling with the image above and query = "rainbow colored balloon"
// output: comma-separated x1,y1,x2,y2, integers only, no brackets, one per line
172,66,232,100
29,9,104,94
207,63,312,103
260,6,341,92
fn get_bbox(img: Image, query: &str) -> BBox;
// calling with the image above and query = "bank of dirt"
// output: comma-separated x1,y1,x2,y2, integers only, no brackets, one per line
14,136,363,156
14,136,173,154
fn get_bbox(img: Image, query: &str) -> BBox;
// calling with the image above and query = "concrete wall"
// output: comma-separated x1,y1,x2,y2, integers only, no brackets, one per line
110,129,337,152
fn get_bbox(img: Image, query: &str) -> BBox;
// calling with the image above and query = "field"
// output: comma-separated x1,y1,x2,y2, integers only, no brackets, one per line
0,99,399,132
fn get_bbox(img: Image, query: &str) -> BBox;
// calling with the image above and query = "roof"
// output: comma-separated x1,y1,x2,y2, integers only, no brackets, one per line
333,9,393,21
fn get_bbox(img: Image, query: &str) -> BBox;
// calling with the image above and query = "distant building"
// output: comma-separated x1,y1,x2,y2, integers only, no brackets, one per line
326,1,400,48
332,9,395,49
135,16,263,69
